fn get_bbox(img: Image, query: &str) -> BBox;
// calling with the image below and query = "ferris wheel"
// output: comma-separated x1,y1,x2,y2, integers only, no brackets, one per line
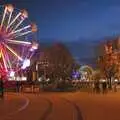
0,4,38,77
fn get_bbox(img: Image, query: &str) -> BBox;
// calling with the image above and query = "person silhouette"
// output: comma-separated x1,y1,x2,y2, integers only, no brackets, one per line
0,75,4,99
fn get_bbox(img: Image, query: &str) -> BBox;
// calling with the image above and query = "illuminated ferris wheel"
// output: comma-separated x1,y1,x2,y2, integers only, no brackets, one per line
0,4,38,77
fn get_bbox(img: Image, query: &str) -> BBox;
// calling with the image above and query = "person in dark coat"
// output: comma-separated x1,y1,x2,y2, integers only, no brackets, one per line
102,81,107,94
95,80,100,93
0,76,4,99
16,81,20,92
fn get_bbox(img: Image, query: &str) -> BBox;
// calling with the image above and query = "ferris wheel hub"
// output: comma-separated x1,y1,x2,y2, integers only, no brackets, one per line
0,29,10,43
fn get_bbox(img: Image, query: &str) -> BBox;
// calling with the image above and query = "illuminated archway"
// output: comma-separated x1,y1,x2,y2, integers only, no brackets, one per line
79,65,94,80
79,65,93,74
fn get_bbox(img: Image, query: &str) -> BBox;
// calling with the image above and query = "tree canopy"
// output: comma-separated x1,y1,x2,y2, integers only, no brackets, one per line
38,42,75,79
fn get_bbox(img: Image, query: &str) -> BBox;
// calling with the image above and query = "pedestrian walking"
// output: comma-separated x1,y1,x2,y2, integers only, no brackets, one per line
91,81,95,94
113,83,117,92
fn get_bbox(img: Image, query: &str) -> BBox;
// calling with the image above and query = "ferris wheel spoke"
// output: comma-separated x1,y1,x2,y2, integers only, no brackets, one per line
11,57,18,65
0,51,4,69
3,49,12,69
21,46,25,60
11,9,28,33
1,47,10,69
4,44,23,61
0,7,7,30
9,25,31,35
29,52,34,59
3,4,14,31
14,30,32,38
11,19,24,32
7,12,22,30
1,50,8,72
7,11,13,26
0,63,3,69
7,39,31,45
6,10,13,31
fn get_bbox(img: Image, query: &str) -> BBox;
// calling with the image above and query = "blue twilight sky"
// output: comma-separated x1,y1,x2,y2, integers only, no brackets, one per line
1,0,120,42
1,0,120,66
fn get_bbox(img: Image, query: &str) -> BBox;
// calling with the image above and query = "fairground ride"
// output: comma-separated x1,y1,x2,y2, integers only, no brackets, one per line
0,4,38,78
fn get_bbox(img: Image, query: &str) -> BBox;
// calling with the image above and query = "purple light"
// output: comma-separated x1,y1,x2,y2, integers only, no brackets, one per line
21,59,30,69
72,71,80,79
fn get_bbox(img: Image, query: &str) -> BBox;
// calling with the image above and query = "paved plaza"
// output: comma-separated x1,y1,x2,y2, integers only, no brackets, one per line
0,91,120,120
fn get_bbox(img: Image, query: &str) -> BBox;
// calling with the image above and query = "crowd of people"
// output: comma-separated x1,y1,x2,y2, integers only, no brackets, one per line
71,79,118,94
91,80,118,94
92,81,108,94
0,75,119,96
